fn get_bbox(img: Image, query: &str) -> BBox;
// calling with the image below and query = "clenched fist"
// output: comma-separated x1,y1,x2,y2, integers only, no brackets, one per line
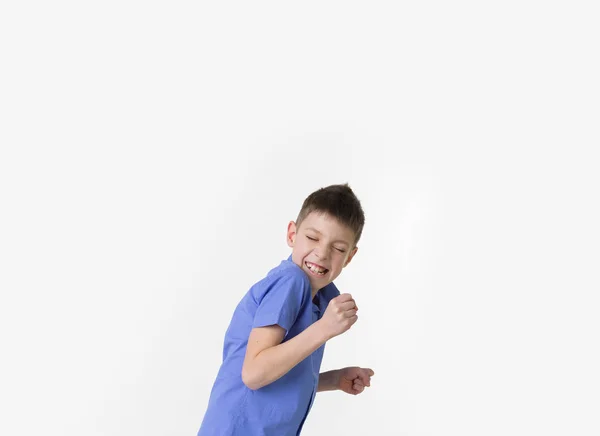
319,293,358,339
335,366,375,395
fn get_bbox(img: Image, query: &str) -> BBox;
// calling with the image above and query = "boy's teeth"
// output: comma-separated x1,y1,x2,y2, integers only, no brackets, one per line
307,263,326,274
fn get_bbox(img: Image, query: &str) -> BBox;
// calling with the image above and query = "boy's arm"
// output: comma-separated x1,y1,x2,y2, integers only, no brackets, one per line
317,370,339,392
242,321,330,390
318,367,375,394
242,293,358,390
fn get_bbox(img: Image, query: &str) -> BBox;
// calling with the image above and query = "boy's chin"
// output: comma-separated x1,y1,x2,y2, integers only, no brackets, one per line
308,274,332,289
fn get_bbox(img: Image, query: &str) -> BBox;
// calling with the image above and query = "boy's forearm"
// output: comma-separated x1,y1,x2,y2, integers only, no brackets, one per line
317,370,338,392
246,320,330,390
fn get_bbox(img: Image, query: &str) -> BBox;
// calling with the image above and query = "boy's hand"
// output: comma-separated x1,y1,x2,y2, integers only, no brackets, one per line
319,293,358,339
335,366,375,395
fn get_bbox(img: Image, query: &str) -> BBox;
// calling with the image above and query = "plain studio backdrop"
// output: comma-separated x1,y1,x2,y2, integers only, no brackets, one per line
1,1,599,435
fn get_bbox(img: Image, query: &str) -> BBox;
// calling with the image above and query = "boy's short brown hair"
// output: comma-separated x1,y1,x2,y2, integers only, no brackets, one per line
296,183,365,246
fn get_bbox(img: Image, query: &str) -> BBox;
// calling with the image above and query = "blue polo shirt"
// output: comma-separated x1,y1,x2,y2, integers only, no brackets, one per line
197,256,340,436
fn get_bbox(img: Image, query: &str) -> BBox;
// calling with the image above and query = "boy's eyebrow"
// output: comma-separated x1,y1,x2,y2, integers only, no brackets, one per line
305,227,350,245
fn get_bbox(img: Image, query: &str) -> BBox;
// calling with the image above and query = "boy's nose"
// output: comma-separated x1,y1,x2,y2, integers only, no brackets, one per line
314,246,330,261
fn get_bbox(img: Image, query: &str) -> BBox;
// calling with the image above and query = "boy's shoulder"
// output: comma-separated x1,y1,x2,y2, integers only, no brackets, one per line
266,258,311,290
249,257,311,300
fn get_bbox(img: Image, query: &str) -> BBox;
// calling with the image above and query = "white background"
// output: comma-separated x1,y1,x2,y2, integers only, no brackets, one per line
1,1,599,435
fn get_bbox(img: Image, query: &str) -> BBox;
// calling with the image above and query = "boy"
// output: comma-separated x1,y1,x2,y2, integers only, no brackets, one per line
197,183,374,436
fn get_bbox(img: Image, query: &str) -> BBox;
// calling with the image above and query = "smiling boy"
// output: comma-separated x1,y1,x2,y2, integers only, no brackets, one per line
197,183,374,436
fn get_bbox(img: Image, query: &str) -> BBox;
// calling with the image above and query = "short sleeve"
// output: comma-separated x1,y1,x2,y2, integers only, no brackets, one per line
252,272,309,334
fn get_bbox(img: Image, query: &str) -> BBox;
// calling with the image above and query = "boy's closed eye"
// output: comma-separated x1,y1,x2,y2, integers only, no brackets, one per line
305,235,346,253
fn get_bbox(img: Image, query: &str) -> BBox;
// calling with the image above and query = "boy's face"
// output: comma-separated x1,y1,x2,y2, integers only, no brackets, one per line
287,211,358,293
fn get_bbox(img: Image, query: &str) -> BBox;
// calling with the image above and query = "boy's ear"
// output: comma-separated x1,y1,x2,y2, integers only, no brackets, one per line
343,246,359,267
286,221,297,248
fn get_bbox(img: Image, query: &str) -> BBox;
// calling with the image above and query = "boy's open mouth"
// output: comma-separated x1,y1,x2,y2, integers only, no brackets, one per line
305,261,328,276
